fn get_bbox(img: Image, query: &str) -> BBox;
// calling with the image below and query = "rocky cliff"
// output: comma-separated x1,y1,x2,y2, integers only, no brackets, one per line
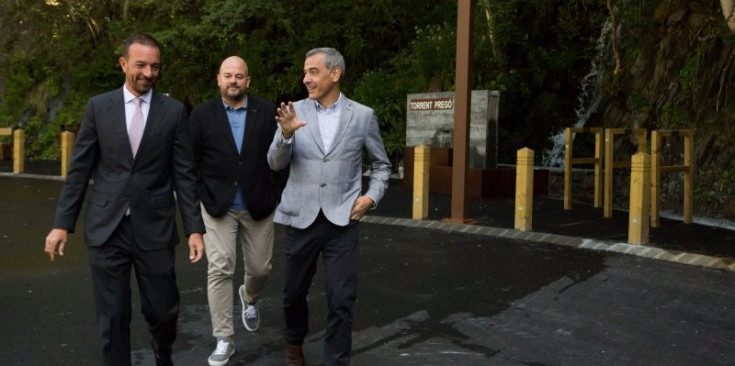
600,0,735,220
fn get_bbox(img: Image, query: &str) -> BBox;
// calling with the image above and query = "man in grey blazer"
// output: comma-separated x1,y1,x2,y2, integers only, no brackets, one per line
268,47,391,366
44,33,205,366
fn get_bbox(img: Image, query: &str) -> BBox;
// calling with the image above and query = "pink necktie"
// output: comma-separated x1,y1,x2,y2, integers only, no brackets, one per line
129,97,144,157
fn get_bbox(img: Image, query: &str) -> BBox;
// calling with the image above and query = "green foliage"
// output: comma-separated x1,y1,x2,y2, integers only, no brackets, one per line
353,69,408,168
478,0,608,159
0,55,38,125
615,0,657,43
660,42,711,130
627,93,649,114
0,0,629,165
714,166,735,195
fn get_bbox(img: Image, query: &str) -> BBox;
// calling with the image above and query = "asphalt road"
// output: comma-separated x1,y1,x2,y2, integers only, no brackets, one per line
1,177,734,365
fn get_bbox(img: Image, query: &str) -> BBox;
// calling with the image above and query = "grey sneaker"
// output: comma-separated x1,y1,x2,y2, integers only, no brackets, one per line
239,284,260,332
208,338,235,366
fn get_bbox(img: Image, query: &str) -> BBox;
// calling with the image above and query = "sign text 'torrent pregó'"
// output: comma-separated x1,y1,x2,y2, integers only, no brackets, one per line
408,97,454,111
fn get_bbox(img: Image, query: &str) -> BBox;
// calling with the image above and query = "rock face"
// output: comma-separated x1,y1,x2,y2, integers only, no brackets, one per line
600,0,735,220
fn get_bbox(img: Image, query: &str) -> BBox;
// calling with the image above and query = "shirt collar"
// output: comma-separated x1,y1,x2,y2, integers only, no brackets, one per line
222,95,248,111
123,85,152,104
316,93,343,114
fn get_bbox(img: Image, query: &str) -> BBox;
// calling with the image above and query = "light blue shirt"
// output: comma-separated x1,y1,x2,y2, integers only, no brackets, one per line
316,93,343,151
223,97,248,210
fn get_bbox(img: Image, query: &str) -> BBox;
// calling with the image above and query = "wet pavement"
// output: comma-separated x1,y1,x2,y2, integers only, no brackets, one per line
1,162,735,365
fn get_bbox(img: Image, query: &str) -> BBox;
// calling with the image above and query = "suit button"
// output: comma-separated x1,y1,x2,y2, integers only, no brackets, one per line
323,157,329,162
234,181,238,186
320,183,326,187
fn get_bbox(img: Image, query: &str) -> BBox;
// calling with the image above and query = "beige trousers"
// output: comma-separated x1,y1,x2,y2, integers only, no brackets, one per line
202,206,274,338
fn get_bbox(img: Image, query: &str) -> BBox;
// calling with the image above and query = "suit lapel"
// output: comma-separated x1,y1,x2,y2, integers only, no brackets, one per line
137,91,165,160
241,101,258,156
301,100,325,155
325,98,354,157
110,88,134,163
212,99,240,155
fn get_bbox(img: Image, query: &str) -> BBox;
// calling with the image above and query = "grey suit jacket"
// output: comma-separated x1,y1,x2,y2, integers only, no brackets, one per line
267,95,391,229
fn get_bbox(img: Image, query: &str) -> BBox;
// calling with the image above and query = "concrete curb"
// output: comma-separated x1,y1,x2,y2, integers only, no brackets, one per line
0,172,64,181
363,215,735,273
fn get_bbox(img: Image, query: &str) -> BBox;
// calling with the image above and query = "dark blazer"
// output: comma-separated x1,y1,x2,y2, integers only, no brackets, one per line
53,87,204,250
189,95,288,220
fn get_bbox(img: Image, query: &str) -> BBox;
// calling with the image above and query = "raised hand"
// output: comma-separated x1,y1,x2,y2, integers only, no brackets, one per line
275,101,307,139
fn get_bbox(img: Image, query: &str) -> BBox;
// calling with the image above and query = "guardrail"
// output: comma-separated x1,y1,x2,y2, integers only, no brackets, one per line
603,128,647,218
564,127,603,210
651,129,694,227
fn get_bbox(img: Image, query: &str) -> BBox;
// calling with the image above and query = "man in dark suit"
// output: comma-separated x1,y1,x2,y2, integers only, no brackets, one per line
188,56,287,366
269,47,391,366
44,33,205,366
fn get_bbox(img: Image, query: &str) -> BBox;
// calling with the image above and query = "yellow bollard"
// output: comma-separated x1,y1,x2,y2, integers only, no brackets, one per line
412,145,430,220
61,131,75,177
13,129,24,174
515,148,534,231
0,127,11,161
628,152,651,245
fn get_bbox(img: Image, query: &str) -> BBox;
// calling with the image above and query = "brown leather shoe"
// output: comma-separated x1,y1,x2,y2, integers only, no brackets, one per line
285,344,305,366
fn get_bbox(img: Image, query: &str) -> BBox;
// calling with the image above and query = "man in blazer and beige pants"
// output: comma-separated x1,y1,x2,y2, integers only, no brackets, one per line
189,56,288,366
268,47,391,366
44,33,205,366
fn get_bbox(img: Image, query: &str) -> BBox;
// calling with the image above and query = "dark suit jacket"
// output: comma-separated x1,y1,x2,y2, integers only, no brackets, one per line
53,87,204,250
189,95,288,220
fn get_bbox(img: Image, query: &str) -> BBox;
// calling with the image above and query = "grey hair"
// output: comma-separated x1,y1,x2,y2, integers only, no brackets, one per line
306,47,346,79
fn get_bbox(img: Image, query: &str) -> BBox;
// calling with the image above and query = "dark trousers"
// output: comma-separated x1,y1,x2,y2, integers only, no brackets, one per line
283,213,359,366
87,216,179,366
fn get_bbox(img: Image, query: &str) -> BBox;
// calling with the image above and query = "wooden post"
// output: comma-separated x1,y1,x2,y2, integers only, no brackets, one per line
594,130,603,208
651,131,661,227
564,128,573,210
636,129,647,153
604,129,613,218
412,145,430,220
13,129,24,173
445,0,475,224
683,133,693,224
61,131,75,177
651,129,694,226
628,152,651,245
515,148,534,231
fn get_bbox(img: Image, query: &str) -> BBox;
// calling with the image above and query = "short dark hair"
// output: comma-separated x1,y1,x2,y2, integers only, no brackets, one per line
122,33,161,59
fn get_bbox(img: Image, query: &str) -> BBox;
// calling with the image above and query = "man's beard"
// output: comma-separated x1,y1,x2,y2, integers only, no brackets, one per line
223,85,245,102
